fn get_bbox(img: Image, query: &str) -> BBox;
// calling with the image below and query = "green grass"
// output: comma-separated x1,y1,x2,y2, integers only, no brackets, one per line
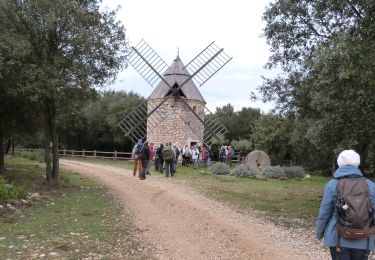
0,156,153,259
68,157,328,228
172,168,328,227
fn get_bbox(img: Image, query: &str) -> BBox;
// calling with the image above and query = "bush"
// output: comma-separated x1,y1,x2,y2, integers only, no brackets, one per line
282,166,306,179
210,162,231,175
20,150,44,162
262,166,285,179
0,176,27,201
230,164,256,177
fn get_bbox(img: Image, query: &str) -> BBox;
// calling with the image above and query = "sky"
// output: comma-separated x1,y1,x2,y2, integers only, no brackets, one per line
101,0,275,113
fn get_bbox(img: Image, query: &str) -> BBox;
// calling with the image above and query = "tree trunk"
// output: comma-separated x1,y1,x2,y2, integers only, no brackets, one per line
11,136,15,155
5,138,11,154
0,128,5,174
44,117,52,183
51,120,59,183
43,98,59,185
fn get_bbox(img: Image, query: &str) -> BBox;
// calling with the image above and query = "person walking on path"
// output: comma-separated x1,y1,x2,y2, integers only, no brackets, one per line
316,149,375,260
191,145,200,169
132,139,143,176
145,142,154,175
172,144,179,173
162,143,175,177
182,145,191,167
201,146,208,168
139,141,150,180
156,144,164,173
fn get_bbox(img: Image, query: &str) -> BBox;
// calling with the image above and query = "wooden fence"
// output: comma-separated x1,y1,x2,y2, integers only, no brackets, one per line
15,148,132,160
15,148,241,162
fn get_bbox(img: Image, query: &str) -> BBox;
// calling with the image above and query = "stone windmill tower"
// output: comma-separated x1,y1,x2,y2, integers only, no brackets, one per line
117,40,232,148
146,55,206,148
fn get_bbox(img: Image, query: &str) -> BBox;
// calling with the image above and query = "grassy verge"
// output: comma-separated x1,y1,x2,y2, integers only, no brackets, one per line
66,157,328,228
0,156,153,259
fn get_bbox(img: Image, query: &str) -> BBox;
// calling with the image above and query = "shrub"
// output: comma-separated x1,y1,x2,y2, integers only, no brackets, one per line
0,176,27,201
230,164,256,177
282,166,306,179
262,166,285,179
20,150,44,162
210,162,231,175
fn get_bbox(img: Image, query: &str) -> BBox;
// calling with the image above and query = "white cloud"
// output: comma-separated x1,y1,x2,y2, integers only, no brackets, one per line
102,0,275,113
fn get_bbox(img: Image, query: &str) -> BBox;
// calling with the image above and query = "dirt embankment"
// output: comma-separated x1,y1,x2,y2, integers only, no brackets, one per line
60,159,329,260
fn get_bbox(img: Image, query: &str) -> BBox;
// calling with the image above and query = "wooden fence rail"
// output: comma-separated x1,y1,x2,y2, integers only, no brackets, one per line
14,148,132,160
14,148,242,162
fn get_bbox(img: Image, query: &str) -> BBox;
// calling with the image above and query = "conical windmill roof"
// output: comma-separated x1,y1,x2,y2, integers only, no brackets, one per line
147,56,206,103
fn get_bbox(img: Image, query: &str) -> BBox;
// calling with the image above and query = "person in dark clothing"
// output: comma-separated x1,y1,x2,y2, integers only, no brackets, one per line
139,141,150,180
156,144,164,173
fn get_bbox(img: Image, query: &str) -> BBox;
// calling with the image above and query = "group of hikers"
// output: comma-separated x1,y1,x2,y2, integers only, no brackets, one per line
131,140,236,180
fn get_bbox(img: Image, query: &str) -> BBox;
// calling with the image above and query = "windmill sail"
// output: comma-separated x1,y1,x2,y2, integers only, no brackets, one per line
127,39,170,88
184,42,232,87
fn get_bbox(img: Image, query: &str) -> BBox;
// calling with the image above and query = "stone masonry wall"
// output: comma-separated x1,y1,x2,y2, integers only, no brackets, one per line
147,98,204,149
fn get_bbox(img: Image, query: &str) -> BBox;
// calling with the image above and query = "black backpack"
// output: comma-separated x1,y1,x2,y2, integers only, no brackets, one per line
335,176,375,239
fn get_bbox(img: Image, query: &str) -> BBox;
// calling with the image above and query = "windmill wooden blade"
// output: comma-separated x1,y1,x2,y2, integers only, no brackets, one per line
183,42,232,87
127,39,170,88
117,100,169,143
178,98,228,145
202,106,229,144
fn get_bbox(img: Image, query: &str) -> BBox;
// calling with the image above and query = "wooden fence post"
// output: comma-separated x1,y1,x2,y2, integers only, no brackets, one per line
94,150,96,157
114,151,117,160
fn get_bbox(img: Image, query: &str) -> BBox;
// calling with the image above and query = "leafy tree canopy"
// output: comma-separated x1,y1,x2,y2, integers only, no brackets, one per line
260,0,375,165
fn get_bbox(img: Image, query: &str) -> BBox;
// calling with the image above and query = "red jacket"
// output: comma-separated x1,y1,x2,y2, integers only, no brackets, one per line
149,144,154,160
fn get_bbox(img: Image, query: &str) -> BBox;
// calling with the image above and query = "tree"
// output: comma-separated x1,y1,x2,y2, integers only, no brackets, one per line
230,107,261,141
250,114,292,165
0,7,41,174
58,90,144,152
260,0,375,168
2,0,128,183
214,104,261,142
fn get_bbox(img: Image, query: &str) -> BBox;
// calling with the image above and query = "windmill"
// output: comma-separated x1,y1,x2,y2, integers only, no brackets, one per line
117,39,232,148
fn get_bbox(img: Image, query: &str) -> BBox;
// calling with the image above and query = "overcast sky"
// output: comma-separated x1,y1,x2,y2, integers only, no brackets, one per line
102,0,275,113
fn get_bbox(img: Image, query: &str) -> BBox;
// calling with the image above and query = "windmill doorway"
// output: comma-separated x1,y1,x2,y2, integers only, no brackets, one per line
189,141,198,147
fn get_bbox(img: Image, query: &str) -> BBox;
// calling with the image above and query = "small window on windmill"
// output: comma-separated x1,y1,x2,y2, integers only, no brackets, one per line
166,83,186,98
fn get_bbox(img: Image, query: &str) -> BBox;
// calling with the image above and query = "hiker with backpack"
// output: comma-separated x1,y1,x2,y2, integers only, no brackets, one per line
162,143,175,177
139,141,150,180
316,149,375,260
156,143,164,173
182,145,191,166
191,145,200,169
131,139,143,177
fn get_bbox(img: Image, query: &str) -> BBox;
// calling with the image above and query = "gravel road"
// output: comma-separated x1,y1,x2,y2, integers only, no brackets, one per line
60,159,330,260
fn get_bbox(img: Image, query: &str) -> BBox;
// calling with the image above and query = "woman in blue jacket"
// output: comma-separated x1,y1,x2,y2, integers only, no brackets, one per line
316,150,375,260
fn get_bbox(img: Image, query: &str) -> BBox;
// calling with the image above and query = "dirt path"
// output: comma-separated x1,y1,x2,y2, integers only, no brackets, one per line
60,159,328,260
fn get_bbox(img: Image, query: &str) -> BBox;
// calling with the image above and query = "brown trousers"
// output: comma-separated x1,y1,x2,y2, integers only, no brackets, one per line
133,158,142,175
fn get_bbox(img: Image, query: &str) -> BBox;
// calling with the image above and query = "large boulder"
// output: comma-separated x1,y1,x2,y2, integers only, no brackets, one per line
244,150,270,175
